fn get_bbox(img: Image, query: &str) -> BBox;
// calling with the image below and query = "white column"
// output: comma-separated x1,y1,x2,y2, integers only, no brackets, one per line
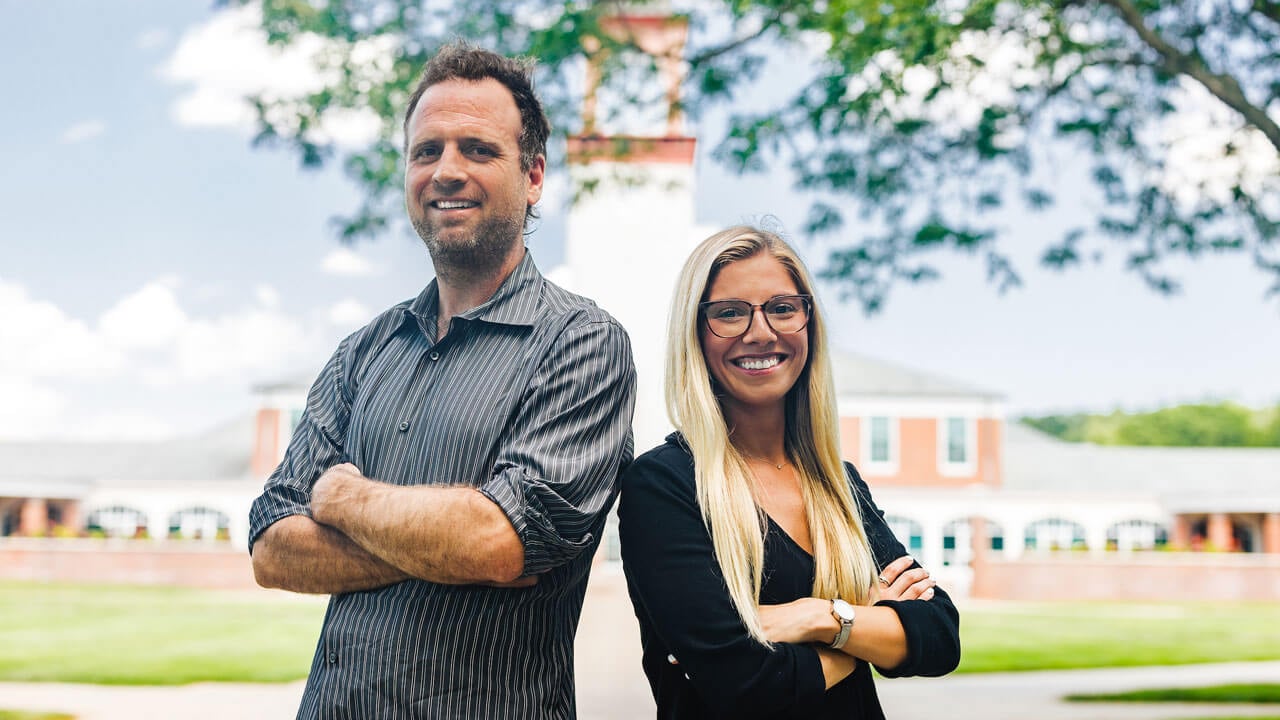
1004,520,1025,561
1086,520,1109,557
918,521,944,573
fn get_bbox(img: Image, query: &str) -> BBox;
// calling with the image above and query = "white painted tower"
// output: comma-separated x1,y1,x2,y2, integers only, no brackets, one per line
558,11,712,451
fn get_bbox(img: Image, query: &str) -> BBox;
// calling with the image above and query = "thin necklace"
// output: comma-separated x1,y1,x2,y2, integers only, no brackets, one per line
742,453,787,470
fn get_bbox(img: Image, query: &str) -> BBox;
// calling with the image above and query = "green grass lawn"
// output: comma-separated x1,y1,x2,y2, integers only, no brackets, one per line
0,712,75,720
956,600,1280,673
3,583,1280,685
1172,712,1280,717
1067,684,1280,703
0,582,326,685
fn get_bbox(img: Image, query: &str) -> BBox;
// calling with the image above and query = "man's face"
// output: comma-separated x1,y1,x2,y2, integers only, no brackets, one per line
404,77,545,271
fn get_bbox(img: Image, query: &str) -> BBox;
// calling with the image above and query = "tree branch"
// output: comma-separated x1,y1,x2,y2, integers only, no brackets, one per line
686,19,776,67
1095,0,1280,152
1253,0,1280,27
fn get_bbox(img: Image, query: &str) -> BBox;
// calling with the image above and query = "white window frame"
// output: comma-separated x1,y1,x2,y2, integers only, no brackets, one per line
937,416,977,477
860,415,899,476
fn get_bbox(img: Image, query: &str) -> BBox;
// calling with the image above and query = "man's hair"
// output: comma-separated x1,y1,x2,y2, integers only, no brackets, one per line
402,41,550,173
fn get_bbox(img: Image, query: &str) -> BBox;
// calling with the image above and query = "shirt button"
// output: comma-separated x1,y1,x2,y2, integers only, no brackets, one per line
428,351,440,361
327,651,338,664
398,421,410,432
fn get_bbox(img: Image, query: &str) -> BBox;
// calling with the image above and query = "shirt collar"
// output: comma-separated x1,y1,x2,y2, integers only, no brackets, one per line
405,249,543,333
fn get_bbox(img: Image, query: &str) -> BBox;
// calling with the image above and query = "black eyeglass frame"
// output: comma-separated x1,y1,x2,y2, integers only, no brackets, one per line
697,294,814,339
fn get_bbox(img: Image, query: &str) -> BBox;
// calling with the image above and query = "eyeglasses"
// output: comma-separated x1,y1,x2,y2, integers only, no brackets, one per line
698,294,813,338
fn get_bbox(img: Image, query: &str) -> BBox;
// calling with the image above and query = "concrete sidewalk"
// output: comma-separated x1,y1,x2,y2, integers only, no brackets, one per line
2,661,1277,719
877,660,1280,720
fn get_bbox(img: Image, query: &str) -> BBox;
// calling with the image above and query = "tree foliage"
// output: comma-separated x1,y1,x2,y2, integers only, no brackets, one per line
1021,402,1280,446
229,0,1280,312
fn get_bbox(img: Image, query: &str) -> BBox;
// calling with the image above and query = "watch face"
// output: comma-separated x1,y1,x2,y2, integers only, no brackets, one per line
832,598,855,621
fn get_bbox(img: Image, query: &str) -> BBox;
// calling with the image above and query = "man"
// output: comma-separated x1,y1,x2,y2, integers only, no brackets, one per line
249,43,637,719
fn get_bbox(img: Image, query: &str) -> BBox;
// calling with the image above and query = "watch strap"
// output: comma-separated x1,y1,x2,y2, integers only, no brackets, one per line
829,599,854,650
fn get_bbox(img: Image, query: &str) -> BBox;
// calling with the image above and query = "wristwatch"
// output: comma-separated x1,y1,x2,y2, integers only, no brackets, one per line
829,598,856,650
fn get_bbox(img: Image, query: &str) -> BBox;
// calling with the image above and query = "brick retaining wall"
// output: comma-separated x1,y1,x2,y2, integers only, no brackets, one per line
971,551,1280,601
0,538,257,590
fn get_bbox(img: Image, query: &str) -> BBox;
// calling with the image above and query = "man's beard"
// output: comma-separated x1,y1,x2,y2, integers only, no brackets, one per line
412,208,524,281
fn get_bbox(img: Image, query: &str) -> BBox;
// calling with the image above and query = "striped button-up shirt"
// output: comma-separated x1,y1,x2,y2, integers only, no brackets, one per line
249,251,637,719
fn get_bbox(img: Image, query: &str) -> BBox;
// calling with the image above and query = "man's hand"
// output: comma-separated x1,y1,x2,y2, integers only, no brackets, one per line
875,555,936,602
309,462,538,588
311,462,366,526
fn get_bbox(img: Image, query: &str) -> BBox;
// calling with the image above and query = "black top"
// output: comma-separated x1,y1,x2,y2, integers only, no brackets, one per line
249,252,637,719
618,434,961,720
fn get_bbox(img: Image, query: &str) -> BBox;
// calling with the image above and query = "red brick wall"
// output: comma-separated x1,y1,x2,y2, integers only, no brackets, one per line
976,418,1001,488
251,408,282,478
841,416,1000,488
839,416,861,463
971,552,1280,601
0,538,258,590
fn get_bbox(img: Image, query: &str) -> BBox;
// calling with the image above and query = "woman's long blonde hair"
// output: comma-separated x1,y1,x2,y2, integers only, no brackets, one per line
666,225,878,644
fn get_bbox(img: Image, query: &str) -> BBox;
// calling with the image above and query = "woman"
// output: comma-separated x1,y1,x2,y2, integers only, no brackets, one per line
618,226,961,719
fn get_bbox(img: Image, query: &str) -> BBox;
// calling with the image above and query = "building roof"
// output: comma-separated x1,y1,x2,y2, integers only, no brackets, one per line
1004,422,1280,512
830,350,1003,401
0,414,255,497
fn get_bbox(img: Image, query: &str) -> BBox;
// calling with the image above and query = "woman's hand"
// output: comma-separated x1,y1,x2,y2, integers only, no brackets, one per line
758,598,839,645
874,555,936,602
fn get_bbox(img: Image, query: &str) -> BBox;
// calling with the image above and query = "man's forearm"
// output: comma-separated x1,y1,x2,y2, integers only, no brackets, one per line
252,514,410,594
312,464,526,585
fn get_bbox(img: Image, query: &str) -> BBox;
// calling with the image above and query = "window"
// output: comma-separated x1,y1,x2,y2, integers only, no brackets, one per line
861,416,898,474
167,506,231,541
87,505,147,538
941,518,1004,566
938,416,976,476
1024,517,1087,552
870,417,891,463
1106,519,1169,551
884,515,924,555
946,418,966,463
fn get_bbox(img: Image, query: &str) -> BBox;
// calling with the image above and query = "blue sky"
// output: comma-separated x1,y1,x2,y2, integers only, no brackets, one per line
2,1,1278,441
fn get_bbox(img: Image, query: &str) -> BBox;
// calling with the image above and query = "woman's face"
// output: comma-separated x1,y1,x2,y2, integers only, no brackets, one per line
700,253,810,420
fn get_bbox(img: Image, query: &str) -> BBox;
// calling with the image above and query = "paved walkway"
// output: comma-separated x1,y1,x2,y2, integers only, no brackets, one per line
2,661,1277,719
877,661,1280,720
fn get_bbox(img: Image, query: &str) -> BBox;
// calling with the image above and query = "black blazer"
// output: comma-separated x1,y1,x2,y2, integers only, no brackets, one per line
619,433,961,720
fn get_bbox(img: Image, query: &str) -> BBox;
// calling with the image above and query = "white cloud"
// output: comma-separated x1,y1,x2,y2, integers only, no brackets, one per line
161,1,391,147
320,246,379,276
0,277,340,440
164,306,312,383
0,279,124,379
74,411,175,441
60,120,106,144
255,285,281,308
328,298,371,328
99,280,188,350
136,28,170,51
0,378,67,441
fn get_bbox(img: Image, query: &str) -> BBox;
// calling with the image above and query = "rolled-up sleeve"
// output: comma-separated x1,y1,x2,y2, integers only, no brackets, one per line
847,462,962,677
620,450,827,718
480,316,636,576
247,338,353,553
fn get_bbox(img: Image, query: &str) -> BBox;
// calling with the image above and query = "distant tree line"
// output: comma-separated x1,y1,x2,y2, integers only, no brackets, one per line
1020,402,1280,447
